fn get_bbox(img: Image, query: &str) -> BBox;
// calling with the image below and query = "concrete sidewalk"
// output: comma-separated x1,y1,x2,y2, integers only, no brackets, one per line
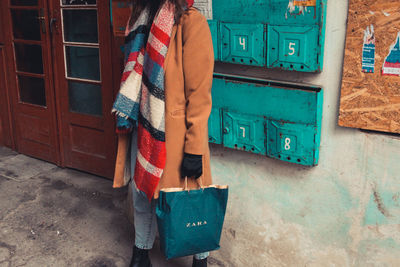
0,147,214,267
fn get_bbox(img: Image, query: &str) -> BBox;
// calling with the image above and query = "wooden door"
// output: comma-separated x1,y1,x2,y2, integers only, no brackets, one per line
51,0,116,178
3,0,60,162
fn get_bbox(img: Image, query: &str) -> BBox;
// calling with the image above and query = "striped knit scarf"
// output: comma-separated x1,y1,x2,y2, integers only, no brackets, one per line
112,1,192,200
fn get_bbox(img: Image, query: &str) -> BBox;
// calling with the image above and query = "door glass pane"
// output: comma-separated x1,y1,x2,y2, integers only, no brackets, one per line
63,9,98,43
14,43,43,74
18,76,46,106
11,0,38,6
11,9,41,40
66,46,100,81
68,81,102,116
61,0,96,5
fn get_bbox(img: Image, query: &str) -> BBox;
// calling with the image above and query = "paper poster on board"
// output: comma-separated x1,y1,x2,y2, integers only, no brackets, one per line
362,25,375,73
382,32,400,76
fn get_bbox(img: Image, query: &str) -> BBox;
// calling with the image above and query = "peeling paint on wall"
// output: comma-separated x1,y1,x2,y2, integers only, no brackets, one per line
285,0,313,19
287,0,305,14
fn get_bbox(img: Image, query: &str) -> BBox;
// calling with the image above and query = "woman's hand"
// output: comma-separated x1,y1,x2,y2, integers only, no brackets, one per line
181,153,202,179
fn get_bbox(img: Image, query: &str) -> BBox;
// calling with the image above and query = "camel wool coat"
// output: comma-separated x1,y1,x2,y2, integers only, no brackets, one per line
113,7,214,199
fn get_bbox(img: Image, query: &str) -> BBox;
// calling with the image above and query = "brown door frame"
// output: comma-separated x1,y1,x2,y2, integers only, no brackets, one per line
0,1,15,149
0,44,15,149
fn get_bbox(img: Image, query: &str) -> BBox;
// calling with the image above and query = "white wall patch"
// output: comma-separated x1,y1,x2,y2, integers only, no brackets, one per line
193,0,213,20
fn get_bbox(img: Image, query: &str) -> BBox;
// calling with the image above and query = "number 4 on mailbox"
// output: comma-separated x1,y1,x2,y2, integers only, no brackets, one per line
239,37,246,51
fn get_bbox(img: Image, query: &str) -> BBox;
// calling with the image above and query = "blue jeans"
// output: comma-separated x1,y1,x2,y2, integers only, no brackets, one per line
131,176,209,260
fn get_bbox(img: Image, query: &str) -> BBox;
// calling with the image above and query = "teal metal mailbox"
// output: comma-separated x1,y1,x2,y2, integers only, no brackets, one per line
220,23,265,66
208,0,327,72
267,25,319,71
208,73,323,166
208,107,222,144
207,20,219,61
222,111,266,154
266,120,319,165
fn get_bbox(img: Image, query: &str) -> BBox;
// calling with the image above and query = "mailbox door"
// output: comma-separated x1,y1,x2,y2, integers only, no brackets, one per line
267,25,319,72
222,110,266,154
267,120,317,166
207,20,219,61
208,107,222,144
220,23,265,66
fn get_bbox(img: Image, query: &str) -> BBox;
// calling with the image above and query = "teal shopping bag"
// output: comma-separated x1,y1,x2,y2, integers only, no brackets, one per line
156,183,229,260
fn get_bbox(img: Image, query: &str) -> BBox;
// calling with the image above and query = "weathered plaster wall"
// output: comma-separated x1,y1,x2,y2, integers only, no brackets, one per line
211,0,400,266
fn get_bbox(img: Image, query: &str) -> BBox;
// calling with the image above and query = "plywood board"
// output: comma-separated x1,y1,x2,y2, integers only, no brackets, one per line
339,0,400,133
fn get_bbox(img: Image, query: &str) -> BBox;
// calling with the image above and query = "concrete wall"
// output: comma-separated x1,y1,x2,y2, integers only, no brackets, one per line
211,0,400,266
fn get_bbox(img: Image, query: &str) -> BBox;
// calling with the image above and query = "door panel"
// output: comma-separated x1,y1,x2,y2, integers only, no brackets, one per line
18,113,50,145
14,43,44,74
52,0,116,178
4,0,60,162
10,0,39,6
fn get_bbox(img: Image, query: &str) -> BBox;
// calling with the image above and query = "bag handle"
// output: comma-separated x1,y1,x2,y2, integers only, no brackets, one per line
184,177,204,192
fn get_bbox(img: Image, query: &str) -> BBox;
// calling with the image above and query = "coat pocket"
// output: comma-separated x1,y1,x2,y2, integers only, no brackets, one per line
170,108,186,118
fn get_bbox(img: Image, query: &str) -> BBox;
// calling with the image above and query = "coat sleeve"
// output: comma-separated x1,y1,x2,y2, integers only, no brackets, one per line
182,9,214,155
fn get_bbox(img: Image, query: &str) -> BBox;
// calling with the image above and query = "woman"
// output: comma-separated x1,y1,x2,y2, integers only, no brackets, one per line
112,0,214,266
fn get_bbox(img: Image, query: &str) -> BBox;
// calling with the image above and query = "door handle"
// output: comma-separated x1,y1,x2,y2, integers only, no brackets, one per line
50,18,57,34
38,8,46,34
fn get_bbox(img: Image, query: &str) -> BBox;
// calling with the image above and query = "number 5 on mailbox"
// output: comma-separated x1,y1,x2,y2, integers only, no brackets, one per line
287,41,297,56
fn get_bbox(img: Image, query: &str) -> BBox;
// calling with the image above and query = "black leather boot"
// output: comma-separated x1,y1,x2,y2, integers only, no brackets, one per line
192,257,207,267
129,246,152,267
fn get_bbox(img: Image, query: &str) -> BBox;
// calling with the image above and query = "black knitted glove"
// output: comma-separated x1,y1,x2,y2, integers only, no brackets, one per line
181,153,202,179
